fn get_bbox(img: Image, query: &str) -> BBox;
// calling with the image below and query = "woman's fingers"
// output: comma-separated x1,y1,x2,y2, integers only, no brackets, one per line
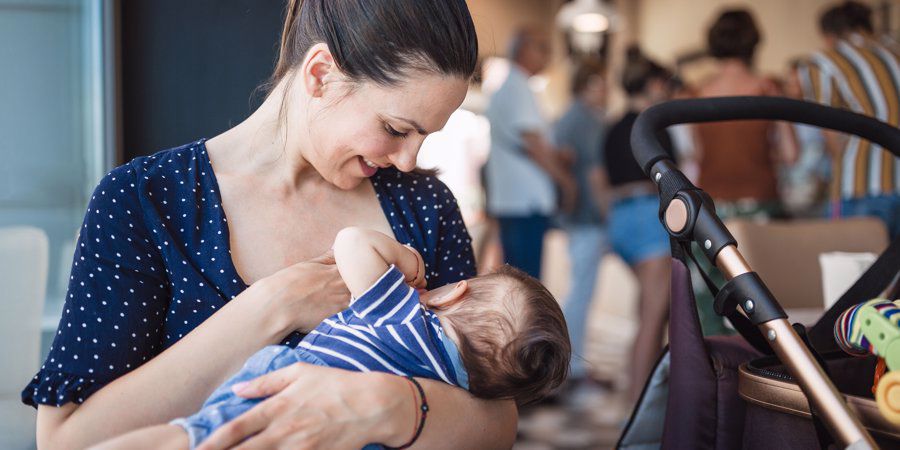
234,362,306,399
196,405,271,450
206,367,394,450
309,248,336,265
234,413,327,450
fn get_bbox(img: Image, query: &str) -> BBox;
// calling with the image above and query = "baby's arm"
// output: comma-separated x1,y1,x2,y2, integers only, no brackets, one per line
333,227,425,298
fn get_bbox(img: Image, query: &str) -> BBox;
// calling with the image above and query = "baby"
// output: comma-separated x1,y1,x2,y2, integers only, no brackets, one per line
95,227,570,449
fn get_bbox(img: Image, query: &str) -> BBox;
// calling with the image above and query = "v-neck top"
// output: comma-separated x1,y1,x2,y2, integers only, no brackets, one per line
23,138,476,408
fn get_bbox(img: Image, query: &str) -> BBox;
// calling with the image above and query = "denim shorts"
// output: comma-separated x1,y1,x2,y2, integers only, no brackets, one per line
172,346,325,448
608,195,670,266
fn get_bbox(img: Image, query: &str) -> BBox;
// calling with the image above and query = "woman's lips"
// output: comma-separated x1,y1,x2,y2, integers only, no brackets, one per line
359,156,378,177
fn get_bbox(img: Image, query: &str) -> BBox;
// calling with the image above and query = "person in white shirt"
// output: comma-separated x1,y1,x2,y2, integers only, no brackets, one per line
484,27,576,279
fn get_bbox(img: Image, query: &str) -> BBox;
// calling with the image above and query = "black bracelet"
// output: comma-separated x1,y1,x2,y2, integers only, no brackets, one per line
394,376,428,449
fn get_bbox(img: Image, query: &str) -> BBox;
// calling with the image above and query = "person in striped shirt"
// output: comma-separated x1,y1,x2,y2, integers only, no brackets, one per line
797,1,900,237
95,227,570,449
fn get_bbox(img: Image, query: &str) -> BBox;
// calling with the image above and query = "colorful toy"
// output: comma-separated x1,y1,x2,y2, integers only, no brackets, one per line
835,298,900,424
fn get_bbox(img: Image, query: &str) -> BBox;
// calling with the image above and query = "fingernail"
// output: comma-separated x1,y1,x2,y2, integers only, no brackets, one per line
232,381,249,393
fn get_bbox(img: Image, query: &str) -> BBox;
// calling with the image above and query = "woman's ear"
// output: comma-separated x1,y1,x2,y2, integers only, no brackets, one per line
429,280,468,310
300,43,339,98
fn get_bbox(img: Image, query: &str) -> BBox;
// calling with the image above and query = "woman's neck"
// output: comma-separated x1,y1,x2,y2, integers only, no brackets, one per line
206,77,320,189
718,58,753,75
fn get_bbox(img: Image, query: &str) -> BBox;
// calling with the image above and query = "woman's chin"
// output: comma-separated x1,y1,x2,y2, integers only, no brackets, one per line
332,174,366,191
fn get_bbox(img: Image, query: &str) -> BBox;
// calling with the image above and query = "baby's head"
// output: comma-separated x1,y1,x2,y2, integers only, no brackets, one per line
423,265,570,406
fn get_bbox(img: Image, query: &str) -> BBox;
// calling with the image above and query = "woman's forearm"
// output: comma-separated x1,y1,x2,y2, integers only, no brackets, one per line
411,379,517,449
37,288,284,450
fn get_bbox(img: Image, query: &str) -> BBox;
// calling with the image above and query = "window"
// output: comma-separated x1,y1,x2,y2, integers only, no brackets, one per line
0,0,116,354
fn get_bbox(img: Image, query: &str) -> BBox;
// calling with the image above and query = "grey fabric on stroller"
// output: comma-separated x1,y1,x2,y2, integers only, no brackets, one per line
617,351,669,449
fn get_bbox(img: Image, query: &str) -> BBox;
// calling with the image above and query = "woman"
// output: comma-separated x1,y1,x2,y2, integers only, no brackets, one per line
694,9,798,219
24,1,516,448
690,10,798,336
601,47,674,403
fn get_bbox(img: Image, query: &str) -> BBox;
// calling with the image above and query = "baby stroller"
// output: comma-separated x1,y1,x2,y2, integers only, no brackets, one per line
615,96,900,449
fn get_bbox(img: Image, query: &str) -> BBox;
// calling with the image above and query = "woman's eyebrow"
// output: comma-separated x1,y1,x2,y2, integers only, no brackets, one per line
388,115,428,135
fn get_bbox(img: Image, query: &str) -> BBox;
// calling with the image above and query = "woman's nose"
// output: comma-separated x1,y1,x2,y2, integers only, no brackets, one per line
389,141,421,172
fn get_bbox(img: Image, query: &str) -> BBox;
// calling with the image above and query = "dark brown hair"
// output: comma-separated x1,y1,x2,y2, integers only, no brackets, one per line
442,265,571,406
708,9,761,64
621,46,672,96
820,1,874,36
270,0,478,90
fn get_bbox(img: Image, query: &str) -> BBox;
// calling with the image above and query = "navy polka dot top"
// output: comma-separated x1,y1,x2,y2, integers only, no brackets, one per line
22,139,475,408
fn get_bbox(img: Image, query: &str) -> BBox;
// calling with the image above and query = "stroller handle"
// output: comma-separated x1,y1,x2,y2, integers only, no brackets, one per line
632,96,900,177
630,96,895,449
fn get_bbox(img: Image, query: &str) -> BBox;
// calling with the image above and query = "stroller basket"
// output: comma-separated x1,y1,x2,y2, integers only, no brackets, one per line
623,96,900,449
739,355,900,440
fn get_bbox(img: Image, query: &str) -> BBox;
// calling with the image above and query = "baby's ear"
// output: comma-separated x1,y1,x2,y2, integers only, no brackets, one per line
428,280,468,310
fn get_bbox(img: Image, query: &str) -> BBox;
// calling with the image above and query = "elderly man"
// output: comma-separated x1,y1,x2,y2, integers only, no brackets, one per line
484,27,576,279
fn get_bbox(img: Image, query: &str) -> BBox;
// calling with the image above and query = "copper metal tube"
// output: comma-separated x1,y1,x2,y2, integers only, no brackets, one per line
716,245,751,279
759,319,875,448
714,245,876,448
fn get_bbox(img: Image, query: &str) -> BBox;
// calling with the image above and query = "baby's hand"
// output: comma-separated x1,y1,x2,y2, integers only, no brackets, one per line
403,244,427,290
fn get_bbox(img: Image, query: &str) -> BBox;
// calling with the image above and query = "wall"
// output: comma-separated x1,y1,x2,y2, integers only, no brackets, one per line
636,0,893,78
467,0,570,117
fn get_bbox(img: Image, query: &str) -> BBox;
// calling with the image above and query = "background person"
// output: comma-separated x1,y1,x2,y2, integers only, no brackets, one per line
601,46,674,403
552,60,610,389
798,0,900,237
694,9,799,220
484,27,578,279
690,9,799,336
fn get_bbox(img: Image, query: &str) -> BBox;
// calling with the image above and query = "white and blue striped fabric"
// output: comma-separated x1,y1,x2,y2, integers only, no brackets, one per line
298,266,465,387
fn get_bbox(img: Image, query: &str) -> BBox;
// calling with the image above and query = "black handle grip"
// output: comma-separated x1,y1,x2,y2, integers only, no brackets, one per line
632,96,900,176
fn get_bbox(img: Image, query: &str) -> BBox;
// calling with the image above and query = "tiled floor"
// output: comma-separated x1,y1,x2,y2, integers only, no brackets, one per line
515,384,632,449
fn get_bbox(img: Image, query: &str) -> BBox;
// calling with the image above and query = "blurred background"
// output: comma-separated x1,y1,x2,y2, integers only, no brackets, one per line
2,1,898,449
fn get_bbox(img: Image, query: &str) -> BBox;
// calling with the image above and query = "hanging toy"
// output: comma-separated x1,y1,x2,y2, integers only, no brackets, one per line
835,298,900,424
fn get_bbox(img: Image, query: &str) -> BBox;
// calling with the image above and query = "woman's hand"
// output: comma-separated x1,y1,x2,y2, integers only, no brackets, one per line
251,250,351,334
197,364,413,450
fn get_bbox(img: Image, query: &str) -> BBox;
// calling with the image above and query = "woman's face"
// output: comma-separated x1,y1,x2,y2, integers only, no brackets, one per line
302,72,469,190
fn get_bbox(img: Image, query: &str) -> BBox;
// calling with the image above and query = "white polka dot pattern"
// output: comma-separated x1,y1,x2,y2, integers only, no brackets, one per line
22,139,475,408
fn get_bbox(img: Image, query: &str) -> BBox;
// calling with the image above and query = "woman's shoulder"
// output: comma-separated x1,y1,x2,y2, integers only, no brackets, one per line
96,139,210,202
124,139,208,182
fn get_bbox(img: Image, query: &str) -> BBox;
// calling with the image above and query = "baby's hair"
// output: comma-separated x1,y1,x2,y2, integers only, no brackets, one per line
440,265,570,406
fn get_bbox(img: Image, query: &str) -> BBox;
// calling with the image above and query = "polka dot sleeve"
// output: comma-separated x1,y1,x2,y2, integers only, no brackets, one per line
22,163,170,407
431,186,476,286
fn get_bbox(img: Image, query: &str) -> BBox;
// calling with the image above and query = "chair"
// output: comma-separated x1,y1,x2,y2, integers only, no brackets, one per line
0,227,49,450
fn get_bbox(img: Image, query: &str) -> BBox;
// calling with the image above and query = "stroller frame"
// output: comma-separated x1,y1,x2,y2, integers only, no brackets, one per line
631,96,900,449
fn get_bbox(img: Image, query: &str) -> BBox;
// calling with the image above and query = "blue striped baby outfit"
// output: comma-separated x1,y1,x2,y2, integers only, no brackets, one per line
301,265,464,385
173,266,468,449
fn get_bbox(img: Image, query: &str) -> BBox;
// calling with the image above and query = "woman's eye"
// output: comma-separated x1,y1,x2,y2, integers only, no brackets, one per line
385,124,408,138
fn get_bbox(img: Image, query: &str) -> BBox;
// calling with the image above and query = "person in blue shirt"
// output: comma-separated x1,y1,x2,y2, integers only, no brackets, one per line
93,227,570,449
552,60,610,386
23,1,520,448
